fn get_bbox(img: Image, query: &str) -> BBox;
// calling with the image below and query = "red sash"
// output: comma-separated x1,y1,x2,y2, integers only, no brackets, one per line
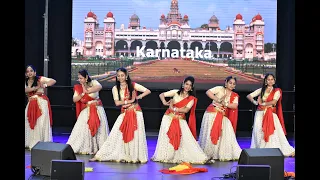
206,92,239,145
165,96,197,150
119,82,140,143
74,84,102,137
257,88,286,142
26,76,53,129
225,92,239,133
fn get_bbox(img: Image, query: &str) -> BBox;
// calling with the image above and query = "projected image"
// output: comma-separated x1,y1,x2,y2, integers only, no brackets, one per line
71,0,277,90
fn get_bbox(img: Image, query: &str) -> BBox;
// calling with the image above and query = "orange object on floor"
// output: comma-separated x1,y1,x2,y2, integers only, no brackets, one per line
159,162,208,175
284,171,295,178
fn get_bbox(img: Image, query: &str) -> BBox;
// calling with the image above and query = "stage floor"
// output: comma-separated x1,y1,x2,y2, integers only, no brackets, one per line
25,133,295,180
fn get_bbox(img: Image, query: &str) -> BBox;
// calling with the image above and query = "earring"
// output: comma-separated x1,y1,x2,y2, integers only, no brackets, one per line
182,85,184,88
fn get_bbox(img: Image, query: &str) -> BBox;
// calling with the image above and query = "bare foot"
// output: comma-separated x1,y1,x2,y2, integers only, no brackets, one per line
89,158,97,162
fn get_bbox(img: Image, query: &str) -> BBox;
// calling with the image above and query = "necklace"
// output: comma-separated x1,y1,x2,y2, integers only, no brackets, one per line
181,91,188,98
27,79,34,87
120,83,127,89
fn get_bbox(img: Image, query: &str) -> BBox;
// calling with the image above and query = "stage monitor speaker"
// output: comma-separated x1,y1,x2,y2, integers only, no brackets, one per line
236,165,271,180
31,142,76,176
51,160,85,180
238,148,284,180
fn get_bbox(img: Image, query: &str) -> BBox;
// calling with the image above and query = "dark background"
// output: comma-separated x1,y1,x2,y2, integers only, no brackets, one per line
25,0,295,136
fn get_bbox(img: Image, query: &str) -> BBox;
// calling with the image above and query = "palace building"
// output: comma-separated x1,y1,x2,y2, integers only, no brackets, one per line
80,0,265,60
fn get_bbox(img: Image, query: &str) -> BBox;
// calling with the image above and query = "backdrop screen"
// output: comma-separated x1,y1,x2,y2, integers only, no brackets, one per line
71,0,277,91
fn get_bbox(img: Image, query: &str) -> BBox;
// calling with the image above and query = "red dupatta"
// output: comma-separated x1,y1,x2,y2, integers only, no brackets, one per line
165,95,198,150
225,92,239,133
257,88,286,142
26,76,53,129
207,91,239,145
119,82,141,143
74,84,102,137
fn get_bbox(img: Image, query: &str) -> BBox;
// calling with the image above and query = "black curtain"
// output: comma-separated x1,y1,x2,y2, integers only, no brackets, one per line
276,0,295,91
48,0,73,86
25,0,72,85
25,0,45,74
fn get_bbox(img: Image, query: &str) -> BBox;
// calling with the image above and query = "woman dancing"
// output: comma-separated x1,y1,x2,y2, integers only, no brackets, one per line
25,65,56,149
198,76,242,161
66,69,109,154
151,76,211,164
247,73,295,156
90,67,151,163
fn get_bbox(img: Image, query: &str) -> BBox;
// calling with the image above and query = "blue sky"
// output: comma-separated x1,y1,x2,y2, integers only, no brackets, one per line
72,0,277,43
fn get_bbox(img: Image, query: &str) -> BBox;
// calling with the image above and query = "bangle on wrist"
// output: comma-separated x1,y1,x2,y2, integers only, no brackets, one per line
44,83,48,87
125,100,127,105
262,102,266,106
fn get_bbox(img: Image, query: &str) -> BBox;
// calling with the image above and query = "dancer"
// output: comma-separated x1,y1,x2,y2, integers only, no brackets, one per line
25,65,56,149
66,69,109,154
151,76,211,164
198,76,242,161
247,73,295,156
90,67,151,163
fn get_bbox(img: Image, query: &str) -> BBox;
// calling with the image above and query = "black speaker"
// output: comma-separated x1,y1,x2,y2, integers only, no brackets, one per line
238,148,284,180
236,165,271,180
31,142,76,176
51,160,85,180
